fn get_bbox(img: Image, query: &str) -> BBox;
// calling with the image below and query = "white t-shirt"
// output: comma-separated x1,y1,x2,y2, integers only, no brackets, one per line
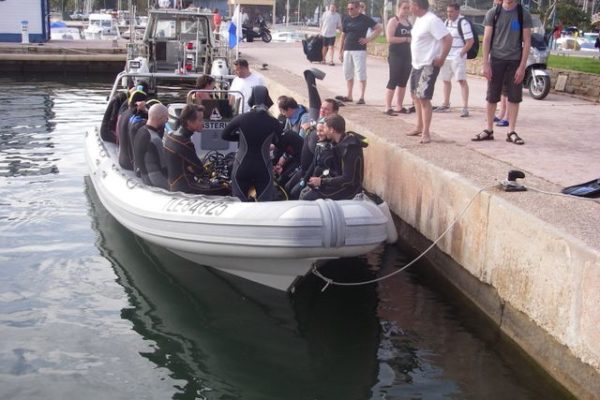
445,15,473,60
229,72,266,113
321,11,341,38
410,11,449,69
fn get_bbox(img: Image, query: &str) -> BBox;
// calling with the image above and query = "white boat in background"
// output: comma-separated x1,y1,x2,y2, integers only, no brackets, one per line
85,72,397,292
271,30,306,43
125,8,233,75
50,21,82,40
51,27,83,40
83,13,120,40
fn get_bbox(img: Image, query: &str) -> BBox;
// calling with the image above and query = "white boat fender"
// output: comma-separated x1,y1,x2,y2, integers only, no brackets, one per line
211,58,229,76
378,201,398,244
316,198,346,248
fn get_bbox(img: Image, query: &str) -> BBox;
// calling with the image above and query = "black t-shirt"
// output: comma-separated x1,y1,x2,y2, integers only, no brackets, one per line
389,19,412,58
342,13,377,51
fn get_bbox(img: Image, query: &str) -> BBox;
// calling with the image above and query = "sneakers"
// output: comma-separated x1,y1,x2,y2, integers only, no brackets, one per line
433,105,450,112
496,119,509,127
460,108,469,117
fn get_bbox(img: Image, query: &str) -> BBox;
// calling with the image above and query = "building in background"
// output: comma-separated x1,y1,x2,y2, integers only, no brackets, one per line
0,0,50,43
227,0,276,26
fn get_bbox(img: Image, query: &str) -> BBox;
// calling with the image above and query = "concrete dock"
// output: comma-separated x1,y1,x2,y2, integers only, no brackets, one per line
239,41,600,399
1,38,599,398
0,39,126,73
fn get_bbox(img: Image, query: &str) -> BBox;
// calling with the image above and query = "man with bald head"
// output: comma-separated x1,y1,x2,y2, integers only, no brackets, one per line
133,103,170,189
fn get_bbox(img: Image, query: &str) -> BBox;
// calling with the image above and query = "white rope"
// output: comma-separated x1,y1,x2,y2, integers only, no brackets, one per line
312,181,599,291
312,184,496,291
527,185,600,202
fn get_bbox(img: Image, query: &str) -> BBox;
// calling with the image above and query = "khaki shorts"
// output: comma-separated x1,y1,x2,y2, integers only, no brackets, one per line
343,50,367,81
440,56,467,81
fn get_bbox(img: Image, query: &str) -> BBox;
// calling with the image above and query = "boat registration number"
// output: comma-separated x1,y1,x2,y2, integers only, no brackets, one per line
164,198,228,216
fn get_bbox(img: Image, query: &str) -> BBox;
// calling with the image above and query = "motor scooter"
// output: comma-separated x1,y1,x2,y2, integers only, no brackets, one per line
242,20,272,43
524,33,551,100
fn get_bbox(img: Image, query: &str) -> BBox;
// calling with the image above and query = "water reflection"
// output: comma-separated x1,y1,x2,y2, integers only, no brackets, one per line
86,178,382,400
372,246,574,400
0,85,58,177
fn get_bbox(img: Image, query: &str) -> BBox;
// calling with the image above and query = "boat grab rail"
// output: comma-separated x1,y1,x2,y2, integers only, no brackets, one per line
186,89,242,104
108,71,237,103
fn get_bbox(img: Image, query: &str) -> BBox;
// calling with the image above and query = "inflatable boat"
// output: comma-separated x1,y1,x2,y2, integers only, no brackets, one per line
86,71,397,291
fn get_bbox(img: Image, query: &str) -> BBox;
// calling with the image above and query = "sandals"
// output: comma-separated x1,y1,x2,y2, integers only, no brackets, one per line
335,95,353,102
506,131,525,145
383,109,398,116
471,129,494,141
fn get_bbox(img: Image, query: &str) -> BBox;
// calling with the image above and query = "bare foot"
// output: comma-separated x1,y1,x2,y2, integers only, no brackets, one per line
406,131,422,136
420,135,431,144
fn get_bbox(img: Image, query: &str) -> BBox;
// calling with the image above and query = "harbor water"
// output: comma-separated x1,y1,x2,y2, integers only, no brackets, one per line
0,76,573,399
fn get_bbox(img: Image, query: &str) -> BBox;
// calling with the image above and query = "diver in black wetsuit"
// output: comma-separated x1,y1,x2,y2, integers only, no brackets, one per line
300,114,364,201
283,68,339,199
101,81,149,143
287,120,339,199
221,86,283,202
164,104,230,195
117,90,147,170
133,103,169,189
286,99,340,199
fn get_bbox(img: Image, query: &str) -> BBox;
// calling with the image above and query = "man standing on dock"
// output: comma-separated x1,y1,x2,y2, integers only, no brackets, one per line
407,0,452,144
338,1,382,105
472,0,531,145
320,4,342,65
229,59,266,113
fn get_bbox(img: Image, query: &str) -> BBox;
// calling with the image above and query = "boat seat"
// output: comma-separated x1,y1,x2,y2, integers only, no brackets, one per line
166,103,186,132
166,102,238,159
193,99,237,159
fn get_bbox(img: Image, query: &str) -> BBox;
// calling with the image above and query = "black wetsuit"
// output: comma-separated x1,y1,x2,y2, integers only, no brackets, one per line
119,106,148,171
221,108,283,202
300,133,364,200
116,106,134,169
100,91,127,143
285,127,318,199
128,111,148,170
164,126,230,195
272,129,304,187
133,124,168,190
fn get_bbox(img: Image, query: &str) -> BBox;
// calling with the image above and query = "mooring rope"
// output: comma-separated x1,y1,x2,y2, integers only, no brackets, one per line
311,184,497,292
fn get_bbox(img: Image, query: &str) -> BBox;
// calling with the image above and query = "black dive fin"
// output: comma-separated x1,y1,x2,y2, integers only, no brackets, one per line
561,179,600,198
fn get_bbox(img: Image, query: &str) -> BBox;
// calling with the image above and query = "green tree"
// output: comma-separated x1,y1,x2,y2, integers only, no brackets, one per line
556,0,591,30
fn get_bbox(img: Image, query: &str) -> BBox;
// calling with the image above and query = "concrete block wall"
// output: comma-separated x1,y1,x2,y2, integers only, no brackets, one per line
263,69,600,399
549,68,600,101
361,118,600,400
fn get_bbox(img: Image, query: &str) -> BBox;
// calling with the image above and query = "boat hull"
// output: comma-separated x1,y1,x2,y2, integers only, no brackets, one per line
85,127,395,291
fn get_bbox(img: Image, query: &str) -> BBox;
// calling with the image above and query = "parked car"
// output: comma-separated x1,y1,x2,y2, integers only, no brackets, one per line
69,12,88,21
